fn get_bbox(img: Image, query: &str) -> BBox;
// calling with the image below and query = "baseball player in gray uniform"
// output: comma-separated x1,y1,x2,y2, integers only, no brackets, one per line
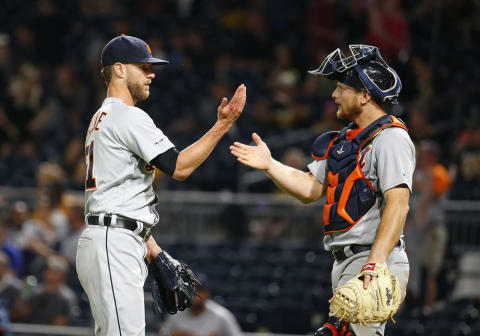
230,45,415,336
76,35,246,336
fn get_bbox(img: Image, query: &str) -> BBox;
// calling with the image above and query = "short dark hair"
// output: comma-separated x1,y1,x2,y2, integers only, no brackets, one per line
101,65,113,86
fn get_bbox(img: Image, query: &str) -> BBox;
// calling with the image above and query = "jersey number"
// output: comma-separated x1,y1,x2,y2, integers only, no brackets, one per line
85,140,97,190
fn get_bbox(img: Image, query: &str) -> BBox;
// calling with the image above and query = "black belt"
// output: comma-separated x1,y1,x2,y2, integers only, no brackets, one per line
332,241,401,262
87,215,151,240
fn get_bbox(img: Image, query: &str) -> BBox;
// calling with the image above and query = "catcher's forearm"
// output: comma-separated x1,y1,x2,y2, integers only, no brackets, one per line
368,186,410,264
265,159,325,203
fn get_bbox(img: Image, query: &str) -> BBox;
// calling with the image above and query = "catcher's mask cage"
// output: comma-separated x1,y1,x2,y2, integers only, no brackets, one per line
309,45,402,104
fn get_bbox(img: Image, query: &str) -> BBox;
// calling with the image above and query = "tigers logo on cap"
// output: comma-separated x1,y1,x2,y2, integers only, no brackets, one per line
145,43,152,55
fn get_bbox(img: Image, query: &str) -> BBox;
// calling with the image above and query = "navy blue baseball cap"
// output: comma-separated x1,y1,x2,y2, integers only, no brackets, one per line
101,35,169,66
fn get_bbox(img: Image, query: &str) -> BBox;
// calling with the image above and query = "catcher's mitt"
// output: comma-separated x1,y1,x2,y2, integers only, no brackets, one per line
329,263,403,325
148,250,198,315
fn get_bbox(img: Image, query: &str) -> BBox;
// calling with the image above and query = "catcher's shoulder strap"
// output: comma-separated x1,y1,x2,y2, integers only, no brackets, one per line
357,115,407,150
323,115,407,234
311,131,340,160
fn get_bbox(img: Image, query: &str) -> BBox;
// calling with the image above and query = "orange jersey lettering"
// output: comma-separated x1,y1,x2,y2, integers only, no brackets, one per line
87,111,107,136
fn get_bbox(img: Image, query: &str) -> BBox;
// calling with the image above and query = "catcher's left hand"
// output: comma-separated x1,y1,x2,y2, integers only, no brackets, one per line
148,250,198,315
329,263,404,325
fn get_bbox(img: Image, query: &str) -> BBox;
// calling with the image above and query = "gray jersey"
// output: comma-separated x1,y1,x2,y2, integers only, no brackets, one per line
84,97,174,226
308,127,415,250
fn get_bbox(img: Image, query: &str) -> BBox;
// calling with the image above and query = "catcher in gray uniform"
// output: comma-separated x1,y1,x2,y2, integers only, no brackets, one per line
230,45,415,336
76,35,246,336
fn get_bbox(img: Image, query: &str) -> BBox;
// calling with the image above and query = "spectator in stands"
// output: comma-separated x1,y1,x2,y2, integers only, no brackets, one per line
338,0,368,44
0,33,11,90
236,10,270,69
12,255,79,326
245,98,276,139
0,34,18,145
407,103,434,144
411,57,434,113
0,250,19,335
5,167,69,276
6,197,59,277
310,100,346,135
248,215,288,244
281,147,307,173
33,162,70,244
7,63,44,139
306,0,343,61
12,25,36,63
62,137,86,190
0,251,21,313
164,274,242,336
32,0,71,65
0,0,474,197
407,140,451,312
449,120,480,199
268,44,300,95
0,214,24,277
219,203,248,241
59,205,85,265
365,0,410,61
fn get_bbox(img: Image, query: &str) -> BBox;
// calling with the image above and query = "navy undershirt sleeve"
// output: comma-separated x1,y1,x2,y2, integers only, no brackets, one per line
150,147,180,177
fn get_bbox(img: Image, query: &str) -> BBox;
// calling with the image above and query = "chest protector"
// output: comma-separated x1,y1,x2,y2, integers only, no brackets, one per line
311,115,407,234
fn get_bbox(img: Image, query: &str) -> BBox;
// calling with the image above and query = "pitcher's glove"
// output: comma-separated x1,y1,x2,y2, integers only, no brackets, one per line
148,250,198,315
329,263,403,325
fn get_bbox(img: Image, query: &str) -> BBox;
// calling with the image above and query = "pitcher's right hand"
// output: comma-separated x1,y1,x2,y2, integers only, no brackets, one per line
217,84,246,125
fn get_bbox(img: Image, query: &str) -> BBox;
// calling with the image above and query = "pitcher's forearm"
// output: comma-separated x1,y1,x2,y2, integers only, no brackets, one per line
174,121,231,180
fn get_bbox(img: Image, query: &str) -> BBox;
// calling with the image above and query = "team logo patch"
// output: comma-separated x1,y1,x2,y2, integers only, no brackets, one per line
359,144,372,168
145,43,152,54
154,139,164,146
336,145,345,155
361,263,376,272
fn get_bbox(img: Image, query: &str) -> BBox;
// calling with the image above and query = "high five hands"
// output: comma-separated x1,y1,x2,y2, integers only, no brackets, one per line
230,133,272,171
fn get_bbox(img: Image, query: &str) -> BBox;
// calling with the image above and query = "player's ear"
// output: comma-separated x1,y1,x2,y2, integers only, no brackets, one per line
113,62,126,79
360,91,371,106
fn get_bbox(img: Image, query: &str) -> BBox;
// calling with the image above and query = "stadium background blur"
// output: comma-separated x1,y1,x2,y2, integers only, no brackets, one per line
0,0,479,335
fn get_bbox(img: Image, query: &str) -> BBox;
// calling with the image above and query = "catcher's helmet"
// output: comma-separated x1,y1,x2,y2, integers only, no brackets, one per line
309,45,402,104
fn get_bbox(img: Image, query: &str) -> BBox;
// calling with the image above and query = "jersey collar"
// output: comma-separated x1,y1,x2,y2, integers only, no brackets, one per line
102,97,125,105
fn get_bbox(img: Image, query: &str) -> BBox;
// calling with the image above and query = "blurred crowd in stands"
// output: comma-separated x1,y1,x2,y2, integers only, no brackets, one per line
0,0,479,333
0,0,479,195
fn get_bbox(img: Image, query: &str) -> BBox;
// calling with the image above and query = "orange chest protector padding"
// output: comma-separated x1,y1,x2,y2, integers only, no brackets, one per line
312,115,407,234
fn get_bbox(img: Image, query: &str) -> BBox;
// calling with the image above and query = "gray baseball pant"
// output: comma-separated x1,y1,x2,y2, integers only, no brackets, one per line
331,246,409,336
